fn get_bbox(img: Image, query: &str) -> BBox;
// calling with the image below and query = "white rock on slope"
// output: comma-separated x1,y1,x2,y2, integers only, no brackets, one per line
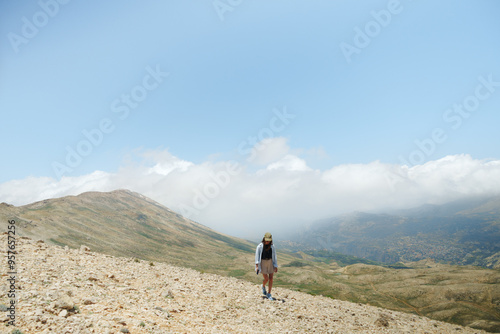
0,235,488,334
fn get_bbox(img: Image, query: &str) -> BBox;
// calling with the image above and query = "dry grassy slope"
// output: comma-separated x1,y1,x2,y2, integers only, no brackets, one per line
265,258,500,332
0,189,268,275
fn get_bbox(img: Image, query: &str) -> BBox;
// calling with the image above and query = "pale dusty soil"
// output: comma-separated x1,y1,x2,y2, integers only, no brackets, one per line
0,235,488,334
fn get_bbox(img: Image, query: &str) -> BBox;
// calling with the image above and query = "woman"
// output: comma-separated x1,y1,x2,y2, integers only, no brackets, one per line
255,232,278,300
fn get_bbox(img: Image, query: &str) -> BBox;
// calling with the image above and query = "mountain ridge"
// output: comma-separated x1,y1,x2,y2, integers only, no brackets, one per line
0,189,256,274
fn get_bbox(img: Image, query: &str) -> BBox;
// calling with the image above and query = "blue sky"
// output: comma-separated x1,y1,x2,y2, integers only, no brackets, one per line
1,1,500,238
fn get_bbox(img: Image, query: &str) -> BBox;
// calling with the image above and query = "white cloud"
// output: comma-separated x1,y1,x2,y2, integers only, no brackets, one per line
249,137,290,165
1,147,500,240
147,157,193,176
266,154,312,172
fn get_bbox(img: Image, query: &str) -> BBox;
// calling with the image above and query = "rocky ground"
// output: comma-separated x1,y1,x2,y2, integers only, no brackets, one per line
0,234,489,333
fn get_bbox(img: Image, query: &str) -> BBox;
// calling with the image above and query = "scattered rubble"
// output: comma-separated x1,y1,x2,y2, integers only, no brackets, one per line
0,235,488,333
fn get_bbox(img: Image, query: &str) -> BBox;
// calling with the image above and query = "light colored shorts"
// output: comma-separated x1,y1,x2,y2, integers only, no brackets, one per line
260,259,274,275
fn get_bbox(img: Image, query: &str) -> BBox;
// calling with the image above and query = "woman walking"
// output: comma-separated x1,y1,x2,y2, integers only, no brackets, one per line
255,232,278,300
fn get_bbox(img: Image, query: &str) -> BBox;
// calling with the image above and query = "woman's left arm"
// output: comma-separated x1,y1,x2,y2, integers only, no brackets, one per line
272,245,278,269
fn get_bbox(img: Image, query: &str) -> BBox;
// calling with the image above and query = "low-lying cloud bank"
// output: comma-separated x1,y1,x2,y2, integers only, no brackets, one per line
2,138,500,239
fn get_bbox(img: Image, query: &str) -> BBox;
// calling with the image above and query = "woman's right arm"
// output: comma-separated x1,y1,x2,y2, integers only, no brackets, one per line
255,243,262,264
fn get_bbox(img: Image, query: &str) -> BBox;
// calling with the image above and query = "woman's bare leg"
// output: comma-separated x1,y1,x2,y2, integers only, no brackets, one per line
268,273,274,294
262,273,269,289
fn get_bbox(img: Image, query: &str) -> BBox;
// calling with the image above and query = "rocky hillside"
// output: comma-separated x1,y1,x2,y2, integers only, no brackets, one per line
0,235,488,334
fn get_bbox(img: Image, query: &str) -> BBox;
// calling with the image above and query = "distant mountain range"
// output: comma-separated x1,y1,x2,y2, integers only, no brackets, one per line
288,196,500,268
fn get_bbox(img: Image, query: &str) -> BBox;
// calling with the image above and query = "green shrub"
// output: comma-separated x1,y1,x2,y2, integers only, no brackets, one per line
283,260,309,268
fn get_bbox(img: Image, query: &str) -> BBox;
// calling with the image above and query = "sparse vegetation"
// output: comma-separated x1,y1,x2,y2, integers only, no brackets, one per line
229,269,246,277
303,249,384,267
49,238,66,247
283,260,309,268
